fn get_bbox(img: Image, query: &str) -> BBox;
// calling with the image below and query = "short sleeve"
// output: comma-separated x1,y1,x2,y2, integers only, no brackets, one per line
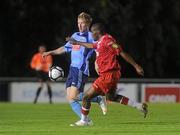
92,42,97,49
64,42,72,52
106,38,123,55
88,32,95,43
64,33,77,52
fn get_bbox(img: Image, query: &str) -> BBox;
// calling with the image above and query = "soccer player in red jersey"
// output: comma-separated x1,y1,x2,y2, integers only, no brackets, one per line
67,23,148,126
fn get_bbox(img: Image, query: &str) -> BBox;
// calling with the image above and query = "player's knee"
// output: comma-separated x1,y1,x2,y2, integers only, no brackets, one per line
115,95,123,102
66,95,77,102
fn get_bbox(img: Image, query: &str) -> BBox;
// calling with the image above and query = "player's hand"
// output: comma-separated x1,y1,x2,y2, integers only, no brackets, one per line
35,65,42,71
42,52,50,58
66,37,78,44
134,64,144,76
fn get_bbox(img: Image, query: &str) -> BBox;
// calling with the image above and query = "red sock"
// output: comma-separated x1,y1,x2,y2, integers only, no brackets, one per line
120,96,129,105
81,107,89,115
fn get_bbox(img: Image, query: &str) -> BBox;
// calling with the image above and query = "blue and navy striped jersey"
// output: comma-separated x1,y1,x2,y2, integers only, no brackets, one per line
63,31,94,76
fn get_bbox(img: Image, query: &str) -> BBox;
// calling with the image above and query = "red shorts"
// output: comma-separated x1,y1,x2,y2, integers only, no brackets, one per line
92,70,121,95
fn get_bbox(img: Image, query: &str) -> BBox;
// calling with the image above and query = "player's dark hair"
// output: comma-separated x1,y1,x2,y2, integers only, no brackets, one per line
91,23,105,34
39,45,46,49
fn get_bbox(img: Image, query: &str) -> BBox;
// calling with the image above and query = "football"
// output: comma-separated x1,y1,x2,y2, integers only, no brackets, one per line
49,66,64,81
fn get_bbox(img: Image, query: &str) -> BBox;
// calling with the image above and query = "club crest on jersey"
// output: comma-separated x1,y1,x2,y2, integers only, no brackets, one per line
112,43,119,49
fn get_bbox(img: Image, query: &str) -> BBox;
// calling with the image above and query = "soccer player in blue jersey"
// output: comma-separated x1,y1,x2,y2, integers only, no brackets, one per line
42,12,107,125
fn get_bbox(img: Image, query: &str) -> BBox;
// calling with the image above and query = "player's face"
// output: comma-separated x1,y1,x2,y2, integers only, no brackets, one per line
91,27,100,41
39,46,46,53
77,18,89,33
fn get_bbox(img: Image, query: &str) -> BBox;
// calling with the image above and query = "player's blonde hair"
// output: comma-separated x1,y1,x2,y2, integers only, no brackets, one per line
78,12,92,26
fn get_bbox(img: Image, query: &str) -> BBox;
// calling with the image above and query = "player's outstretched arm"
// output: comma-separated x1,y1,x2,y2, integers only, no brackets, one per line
120,51,144,76
66,37,93,48
42,47,65,57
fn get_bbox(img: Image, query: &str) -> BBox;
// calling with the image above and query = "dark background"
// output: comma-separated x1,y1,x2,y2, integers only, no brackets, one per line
0,0,180,78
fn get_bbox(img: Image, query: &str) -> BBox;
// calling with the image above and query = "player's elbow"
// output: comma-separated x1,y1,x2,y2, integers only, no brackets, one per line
120,51,126,58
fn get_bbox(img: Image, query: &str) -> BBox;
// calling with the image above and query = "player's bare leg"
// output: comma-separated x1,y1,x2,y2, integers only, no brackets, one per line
78,93,107,115
106,89,148,118
67,86,81,118
72,86,99,126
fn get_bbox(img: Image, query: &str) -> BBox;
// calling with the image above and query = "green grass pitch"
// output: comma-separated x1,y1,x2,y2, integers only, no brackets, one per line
0,103,180,135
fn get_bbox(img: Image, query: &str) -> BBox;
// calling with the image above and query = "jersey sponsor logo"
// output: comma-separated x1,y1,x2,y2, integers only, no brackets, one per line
72,44,81,50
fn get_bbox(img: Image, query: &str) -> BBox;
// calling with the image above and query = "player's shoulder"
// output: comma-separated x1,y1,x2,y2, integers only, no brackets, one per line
71,32,79,37
104,34,115,40
71,32,90,37
101,34,116,47
87,31,93,35
33,52,40,57
87,31,94,40
71,32,82,40
72,31,94,42
102,34,115,42
32,53,41,60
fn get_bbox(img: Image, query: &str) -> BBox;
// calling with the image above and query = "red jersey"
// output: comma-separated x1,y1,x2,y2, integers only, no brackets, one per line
93,34,122,74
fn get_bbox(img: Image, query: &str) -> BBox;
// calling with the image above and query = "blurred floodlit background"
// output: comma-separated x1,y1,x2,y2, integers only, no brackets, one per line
1,0,180,78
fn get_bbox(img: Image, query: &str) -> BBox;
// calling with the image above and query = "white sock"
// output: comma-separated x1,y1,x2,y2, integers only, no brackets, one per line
128,99,141,110
81,113,88,122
